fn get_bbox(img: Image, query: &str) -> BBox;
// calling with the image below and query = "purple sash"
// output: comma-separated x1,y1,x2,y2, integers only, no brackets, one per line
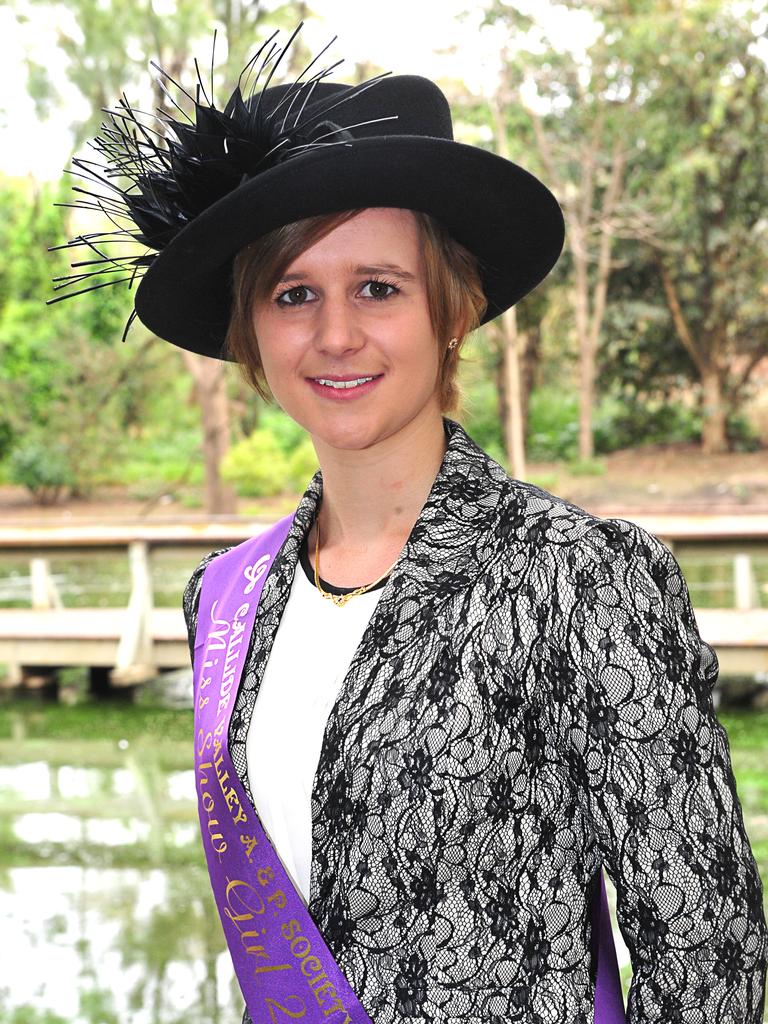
192,513,626,1022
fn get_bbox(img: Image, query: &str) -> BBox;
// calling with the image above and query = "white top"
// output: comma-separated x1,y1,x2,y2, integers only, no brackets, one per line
245,541,386,904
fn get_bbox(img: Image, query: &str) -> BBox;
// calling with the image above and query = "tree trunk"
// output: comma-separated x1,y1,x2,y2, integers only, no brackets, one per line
577,335,595,461
700,365,729,454
494,340,507,438
181,351,237,514
501,307,526,479
658,259,731,453
489,90,526,478
571,225,594,461
520,325,540,439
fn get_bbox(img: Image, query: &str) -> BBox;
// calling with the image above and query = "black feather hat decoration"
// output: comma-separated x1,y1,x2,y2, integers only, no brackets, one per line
47,22,396,343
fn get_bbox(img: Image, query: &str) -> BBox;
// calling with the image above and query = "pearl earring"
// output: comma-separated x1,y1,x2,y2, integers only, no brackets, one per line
448,337,458,350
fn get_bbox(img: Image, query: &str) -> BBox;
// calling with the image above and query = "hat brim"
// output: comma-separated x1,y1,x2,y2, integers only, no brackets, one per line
134,135,565,359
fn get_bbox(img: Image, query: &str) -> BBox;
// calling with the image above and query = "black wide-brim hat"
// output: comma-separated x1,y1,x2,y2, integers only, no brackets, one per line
51,26,565,360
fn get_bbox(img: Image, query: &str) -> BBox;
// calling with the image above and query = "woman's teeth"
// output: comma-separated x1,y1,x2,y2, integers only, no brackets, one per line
315,377,375,389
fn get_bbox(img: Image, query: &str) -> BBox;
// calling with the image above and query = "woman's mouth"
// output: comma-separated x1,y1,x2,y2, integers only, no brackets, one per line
306,374,384,400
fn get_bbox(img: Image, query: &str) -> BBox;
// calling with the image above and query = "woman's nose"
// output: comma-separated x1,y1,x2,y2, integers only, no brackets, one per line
314,295,364,355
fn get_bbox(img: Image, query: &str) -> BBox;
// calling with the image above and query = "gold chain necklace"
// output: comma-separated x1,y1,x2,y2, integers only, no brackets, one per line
314,519,399,608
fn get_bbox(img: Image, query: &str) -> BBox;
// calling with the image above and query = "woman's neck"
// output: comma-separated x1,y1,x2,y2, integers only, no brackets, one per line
309,409,448,554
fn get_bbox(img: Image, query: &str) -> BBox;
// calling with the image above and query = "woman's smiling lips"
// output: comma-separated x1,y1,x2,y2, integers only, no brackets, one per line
306,373,384,400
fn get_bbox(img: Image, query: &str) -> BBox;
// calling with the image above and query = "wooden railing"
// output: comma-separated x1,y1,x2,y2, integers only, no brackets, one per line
0,515,766,691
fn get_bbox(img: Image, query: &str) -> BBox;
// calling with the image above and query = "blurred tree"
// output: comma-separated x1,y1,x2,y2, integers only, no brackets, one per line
612,0,768,453
447,16,568,471
482,0,767,456
598,241,697,404
18,1,318,510
0,175,173,501
483,3,635,462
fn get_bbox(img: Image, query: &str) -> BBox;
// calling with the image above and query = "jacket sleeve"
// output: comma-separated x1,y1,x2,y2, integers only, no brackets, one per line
554,517,768,1022
181,546,233,667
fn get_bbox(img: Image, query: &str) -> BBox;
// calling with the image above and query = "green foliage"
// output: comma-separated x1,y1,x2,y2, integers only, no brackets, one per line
461,374,505,456
222,429,291,497
0,703,192,742
122,436,205,492
120,367,204,493
599,253,696,401
481,0,767,452
0,1005,68,1024
0,173,201,501
259,405,311,456
178,492,204,510
725,411,763,453
592,396,702,453
718,709,768,753
526,387,709,460
286,437,321,491
223,405,320,496
526,389,580,461
7,438,74,504
223,420,321,497
5,0,766,499
615,1,768,437
19,0,317,152
8,1,321,507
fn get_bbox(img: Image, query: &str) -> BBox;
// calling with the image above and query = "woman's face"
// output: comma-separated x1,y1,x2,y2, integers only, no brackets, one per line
251,207,445,452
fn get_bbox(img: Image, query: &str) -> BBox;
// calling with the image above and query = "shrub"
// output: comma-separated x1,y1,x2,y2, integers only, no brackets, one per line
527,389,707,461
726,412,762,453
286,437,320,491
8,439,73,504
526,389,580,461
259,406,308,455
222,429,290,497
593,397,700,453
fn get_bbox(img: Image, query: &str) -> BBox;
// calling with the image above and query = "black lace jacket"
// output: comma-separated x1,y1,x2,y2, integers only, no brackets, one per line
183,416,768,1024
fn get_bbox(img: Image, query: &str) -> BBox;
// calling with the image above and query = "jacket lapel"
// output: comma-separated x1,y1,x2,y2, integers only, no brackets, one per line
227,415,514,798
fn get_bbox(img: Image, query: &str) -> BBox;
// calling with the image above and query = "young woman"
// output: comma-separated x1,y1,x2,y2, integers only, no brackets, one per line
55,26,767,1024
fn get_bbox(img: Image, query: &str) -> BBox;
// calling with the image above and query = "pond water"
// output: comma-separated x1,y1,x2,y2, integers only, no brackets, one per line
0,702,766,1024
0,544,767,610
0,708,243,1024
4,865,241,1024
0,546,214,610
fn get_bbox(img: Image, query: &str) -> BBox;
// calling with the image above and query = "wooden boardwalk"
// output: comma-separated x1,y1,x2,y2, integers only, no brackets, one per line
0,513,766,689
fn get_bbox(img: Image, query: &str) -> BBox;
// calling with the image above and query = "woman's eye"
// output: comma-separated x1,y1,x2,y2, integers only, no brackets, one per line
275,279,398,306
361,279,398,301
276,285,315,306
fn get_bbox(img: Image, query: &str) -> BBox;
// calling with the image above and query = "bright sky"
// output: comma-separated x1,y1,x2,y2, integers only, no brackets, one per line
0,0,602,181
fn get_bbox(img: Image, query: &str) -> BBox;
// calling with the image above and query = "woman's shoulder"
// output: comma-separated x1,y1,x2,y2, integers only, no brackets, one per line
496,478,702,656
496,473,675,576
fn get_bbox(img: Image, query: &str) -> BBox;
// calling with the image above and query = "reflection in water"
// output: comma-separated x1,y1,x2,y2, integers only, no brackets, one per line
0,730,243,1024
1,865,242,1024
0,546,218,610
14,813,153,846
0,761,51,799
167,770,196,802
2,703,764,1022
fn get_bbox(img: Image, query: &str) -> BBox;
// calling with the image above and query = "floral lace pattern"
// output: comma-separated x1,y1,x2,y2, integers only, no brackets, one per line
183,417,768,1024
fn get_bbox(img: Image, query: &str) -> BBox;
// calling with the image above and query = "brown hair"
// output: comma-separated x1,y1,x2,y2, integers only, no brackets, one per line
224,208,487,415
